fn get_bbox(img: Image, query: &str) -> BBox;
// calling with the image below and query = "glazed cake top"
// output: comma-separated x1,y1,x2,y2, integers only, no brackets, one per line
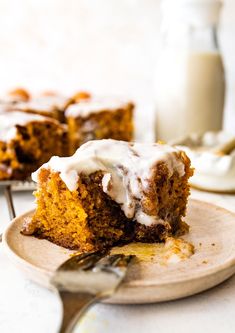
33,139,186,226
0,111,57,142
65,96,132,118
15,95,70,113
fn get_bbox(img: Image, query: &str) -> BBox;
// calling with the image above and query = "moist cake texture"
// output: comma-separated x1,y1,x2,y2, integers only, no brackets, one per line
65,96,134,153
22,139,193,252
0,111,68,180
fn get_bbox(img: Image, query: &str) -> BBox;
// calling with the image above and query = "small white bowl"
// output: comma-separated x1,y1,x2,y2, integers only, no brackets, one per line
172,131,235,193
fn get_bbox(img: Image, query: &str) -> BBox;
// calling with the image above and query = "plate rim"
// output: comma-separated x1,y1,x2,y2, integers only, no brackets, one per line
2,198,235,289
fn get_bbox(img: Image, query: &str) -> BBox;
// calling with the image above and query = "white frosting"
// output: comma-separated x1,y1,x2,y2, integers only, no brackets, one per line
65,96,132,118
32,139,186,226
16,95,69,113
173,131,235,192
0,111,55,142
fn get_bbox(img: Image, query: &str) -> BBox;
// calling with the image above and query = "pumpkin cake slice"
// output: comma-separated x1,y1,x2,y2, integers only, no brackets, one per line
0,111,68,180
65,96,134,153
22,139,193,252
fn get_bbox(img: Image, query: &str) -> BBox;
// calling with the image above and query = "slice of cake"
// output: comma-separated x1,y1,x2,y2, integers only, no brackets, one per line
0,111,68,180
65,96,134,153
22,139,193,252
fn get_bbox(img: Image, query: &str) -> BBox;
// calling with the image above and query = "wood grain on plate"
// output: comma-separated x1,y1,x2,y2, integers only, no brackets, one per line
2,199,235,304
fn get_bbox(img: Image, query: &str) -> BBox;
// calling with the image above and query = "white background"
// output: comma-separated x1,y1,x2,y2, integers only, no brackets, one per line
0,0,234,135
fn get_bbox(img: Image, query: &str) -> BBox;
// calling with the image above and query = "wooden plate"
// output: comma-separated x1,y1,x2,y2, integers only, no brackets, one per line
2,199,235,304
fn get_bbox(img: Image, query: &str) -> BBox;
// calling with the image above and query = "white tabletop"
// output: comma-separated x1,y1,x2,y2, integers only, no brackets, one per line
0,188,235,333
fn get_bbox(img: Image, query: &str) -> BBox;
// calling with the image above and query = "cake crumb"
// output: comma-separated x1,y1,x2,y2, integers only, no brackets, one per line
111,237,194,265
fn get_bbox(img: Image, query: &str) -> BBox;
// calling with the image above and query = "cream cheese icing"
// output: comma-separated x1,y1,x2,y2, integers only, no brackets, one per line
0,111,56,142
32,139,186,226
65,96,132,118
15,95,69,113
172,131,235,192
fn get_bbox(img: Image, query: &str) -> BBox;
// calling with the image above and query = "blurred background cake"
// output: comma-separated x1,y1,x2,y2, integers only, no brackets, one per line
65,96,134,153
0,90,135,179
0,111,68,180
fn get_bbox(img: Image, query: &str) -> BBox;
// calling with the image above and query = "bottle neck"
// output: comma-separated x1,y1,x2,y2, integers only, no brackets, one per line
162,23,220,53
189,25,219,52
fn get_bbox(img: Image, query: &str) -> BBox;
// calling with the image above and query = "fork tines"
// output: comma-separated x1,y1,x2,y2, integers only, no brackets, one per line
53,252,135,332
51,251,135,295
58,251,107,272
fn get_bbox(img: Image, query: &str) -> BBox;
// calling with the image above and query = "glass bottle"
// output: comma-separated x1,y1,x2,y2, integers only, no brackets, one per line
155,0,225,142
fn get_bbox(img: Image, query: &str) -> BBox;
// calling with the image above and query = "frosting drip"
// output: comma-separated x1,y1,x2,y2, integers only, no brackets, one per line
32,139,186,226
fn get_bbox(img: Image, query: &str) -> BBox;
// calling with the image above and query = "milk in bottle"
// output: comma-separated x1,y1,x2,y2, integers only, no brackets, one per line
155,0,225,142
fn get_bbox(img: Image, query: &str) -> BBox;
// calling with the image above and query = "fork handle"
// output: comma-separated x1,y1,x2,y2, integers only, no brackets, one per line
58,291,99,333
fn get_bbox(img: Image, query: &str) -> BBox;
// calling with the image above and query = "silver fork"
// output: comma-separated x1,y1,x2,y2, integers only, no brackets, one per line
51,251,135,333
